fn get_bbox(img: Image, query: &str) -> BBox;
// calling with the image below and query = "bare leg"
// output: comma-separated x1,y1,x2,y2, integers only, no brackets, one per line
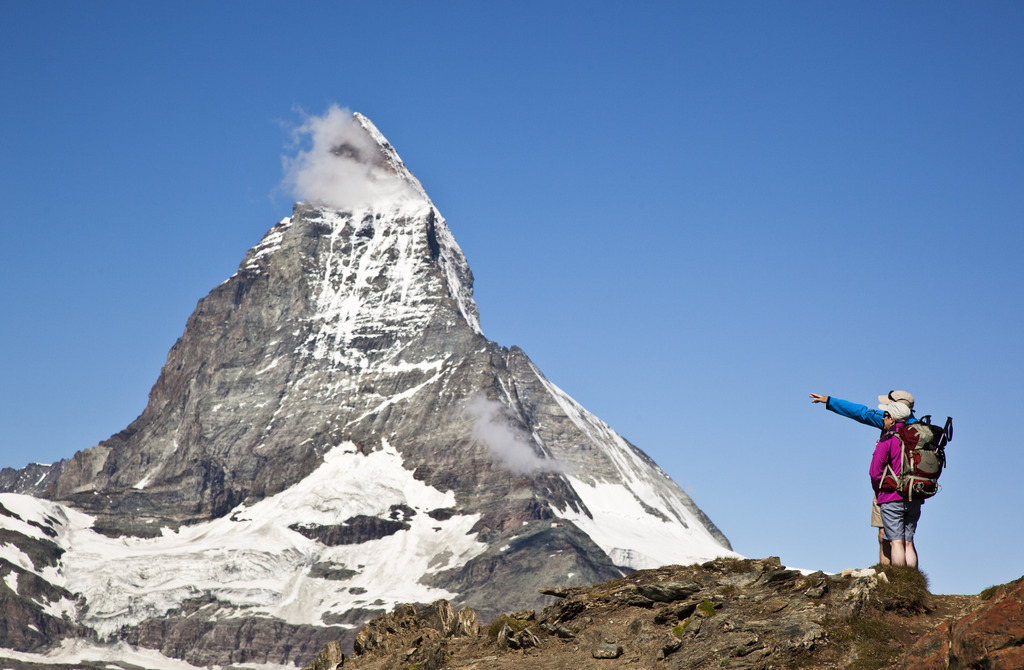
905,540,918,569
890,539,907,567
878,528,892,565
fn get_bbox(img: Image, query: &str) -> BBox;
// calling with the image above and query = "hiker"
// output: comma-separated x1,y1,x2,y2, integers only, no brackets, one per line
870,402,921,567
808,391,917,564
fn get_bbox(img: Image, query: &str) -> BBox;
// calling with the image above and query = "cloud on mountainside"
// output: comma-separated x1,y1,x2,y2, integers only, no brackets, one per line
465,394,566,475
280,104,417,209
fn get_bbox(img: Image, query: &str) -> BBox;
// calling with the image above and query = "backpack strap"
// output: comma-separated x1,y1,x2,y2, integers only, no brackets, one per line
876,430,904,493
879,462,899,492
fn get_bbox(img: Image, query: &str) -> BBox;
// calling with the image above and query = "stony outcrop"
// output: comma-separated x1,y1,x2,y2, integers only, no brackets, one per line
309,559,1015,670
308,600,482,670
898,576,1024,670
320,557,899,669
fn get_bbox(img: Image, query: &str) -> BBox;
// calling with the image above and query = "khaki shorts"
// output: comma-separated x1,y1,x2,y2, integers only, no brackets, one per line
871,498,882,528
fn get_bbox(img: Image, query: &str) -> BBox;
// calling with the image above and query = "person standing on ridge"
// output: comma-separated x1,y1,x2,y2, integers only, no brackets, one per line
808,390,917,564
870,401,921,567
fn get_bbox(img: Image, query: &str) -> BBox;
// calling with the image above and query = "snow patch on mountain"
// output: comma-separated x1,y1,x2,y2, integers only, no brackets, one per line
555,475,738,570
518,363,739,569
3,442,486,640
1,492,69,540
0,638,291,670
298,202,480,370
304,204,434,367
0,493,82,624
0,541,33,574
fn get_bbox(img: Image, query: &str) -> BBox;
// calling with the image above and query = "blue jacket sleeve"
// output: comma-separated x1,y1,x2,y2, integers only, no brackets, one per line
825,397,884,429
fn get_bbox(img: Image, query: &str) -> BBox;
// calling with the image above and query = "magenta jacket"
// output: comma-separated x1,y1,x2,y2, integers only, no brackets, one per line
870,424,905,504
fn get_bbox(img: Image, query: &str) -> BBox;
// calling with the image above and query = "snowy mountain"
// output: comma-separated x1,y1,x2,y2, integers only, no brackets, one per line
0,111,736,669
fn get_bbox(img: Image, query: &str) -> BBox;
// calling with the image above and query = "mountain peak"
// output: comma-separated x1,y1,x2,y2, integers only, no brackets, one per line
0,109,734,668
284,107,428,210
349,112,428,198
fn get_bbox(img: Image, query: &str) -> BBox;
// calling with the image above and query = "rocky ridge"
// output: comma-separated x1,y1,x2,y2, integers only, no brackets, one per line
307,558,1021,670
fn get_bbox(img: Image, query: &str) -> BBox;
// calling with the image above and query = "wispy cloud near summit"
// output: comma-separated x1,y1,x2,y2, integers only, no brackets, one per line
465,394,566,475
280,104,418,209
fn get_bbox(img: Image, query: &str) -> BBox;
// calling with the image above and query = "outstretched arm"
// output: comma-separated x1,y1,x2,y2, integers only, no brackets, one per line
809,393,884,429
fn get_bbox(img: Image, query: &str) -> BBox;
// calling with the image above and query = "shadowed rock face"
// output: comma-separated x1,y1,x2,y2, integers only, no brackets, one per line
0,113,732,667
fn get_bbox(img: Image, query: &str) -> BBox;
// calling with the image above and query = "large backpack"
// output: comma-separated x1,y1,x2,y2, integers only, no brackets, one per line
880,415,953,501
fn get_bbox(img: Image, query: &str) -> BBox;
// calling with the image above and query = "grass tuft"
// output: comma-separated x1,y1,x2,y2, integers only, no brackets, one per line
847,618,900,669
874,565,930,613
816,614,900,670
979,576,1023,601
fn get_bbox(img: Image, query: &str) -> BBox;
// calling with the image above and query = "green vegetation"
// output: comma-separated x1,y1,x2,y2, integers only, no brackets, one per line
697,599,716,617
812,615,901,670
672,619,689,637
847,617,901,670
980,576,1022,601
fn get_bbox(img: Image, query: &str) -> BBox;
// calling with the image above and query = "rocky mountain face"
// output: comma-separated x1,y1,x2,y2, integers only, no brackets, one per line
0,112,736,668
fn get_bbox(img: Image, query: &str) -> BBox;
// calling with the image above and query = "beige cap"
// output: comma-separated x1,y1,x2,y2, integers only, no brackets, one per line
878,390,914,409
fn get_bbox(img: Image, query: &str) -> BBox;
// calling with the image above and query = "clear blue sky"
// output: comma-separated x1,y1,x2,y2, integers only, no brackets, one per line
2,2,1022,595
